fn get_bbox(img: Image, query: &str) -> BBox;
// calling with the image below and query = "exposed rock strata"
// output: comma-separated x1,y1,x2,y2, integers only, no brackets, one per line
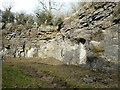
1,2,119,71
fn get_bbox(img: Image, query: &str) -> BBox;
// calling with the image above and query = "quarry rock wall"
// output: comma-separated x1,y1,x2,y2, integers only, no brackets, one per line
1,2,119,70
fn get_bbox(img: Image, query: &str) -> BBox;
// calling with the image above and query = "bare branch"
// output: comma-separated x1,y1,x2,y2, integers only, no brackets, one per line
38,0,63,13
2,0,14,11
39,1,48,12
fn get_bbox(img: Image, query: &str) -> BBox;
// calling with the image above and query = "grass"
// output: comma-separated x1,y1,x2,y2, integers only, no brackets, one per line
3,63,50,88
2,57,118,88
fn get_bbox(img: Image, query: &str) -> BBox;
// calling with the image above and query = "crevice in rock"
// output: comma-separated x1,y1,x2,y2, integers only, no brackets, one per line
113,18,120,24
57,22,64,31
5,45,10,49
74,38,86,45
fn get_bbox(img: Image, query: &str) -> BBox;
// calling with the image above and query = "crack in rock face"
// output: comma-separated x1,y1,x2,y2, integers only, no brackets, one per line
1,2,119,71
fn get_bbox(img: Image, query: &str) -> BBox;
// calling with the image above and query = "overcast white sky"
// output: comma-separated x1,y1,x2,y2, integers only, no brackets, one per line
0,0,81,15
0,0,119,14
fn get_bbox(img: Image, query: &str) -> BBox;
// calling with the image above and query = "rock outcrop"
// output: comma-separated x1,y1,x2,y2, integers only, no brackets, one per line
1,2,119,71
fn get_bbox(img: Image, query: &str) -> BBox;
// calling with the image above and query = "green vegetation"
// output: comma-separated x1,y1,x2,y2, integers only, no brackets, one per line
35,0,64,26
92,46,104,56
36,11,53,26
16,13,28,25
1,7,14,23
3,63,50,88
16,13,34,25
2,58,118,88
54,17,64,26
25,24,34,29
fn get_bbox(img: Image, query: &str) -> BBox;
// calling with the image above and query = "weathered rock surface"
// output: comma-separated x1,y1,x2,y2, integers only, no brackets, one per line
83,75,113,84
1,2,119,71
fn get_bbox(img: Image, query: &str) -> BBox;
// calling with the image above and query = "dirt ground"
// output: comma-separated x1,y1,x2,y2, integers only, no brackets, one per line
2,57,119,88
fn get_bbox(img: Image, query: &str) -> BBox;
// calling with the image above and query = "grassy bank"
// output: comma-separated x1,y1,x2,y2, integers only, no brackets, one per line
2,58,118,88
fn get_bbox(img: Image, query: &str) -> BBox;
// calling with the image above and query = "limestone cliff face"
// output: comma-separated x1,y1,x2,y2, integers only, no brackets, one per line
1,2,119,70
61,2,119,63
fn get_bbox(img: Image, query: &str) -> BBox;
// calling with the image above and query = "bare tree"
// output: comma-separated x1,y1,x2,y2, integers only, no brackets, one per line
2,0,15,11
36,0,63,25
37,0,63,14
1,6,15,23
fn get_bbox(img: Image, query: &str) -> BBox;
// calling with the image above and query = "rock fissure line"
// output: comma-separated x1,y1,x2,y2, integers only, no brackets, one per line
1,2,119,71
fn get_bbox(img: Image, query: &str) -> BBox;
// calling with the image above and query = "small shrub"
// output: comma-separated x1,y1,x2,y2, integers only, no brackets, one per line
92,46,104,56
2,7,15,23
25,24,33,29
54,17,63,26
36,12,53,26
